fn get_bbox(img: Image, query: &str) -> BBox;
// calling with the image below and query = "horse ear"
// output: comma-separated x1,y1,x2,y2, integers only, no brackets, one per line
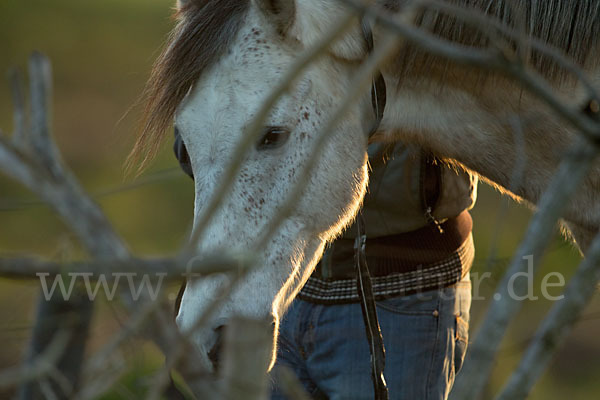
255,0,296,35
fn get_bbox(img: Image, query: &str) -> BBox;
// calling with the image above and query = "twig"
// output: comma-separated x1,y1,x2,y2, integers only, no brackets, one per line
0,254,254,281
483,115,528,273
0,54,211,398
151,15,374,395
0,331,70,389
219,317,273,400
256,11,415,254
274,366,312,400
28,52,61,179
8,67,27,148
329,3,600,398
82,302,157,377
451,137,598,399
341,0,600,144
74,358,128,400
9,53,107,400
0,167,185,212
183,12,361,255
419,0,600,101
495,232,600,400
1,56,129,260
161,10,410,397
39,380,60,400
145,273,247,400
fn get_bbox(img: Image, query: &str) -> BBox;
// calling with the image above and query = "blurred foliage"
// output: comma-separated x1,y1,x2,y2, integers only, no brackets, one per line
0,1,598,399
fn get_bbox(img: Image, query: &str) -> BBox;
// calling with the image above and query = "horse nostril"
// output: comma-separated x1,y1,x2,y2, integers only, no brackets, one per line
208,325,225,372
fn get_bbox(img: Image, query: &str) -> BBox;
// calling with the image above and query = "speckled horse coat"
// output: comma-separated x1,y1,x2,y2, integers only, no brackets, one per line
130,0,600,370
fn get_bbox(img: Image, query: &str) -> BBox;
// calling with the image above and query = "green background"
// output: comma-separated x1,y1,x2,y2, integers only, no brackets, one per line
0,1,598,398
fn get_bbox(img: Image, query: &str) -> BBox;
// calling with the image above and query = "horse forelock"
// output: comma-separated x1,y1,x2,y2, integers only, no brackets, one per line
128,0,251,172
391,0,600,85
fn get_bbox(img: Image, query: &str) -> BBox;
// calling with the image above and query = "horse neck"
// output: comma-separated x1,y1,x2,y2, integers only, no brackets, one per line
380,58,600,219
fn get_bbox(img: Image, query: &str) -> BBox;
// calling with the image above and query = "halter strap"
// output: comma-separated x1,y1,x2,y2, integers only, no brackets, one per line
362,17,387,139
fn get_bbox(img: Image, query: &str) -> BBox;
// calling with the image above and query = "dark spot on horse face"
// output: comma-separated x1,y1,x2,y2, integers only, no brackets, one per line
208,325,225,372
303,112,310,120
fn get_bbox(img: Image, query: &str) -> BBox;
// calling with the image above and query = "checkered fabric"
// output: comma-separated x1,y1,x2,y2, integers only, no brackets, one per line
298,235,474,304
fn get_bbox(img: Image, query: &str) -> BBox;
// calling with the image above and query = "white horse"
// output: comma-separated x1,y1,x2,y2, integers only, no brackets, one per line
130,0,600,369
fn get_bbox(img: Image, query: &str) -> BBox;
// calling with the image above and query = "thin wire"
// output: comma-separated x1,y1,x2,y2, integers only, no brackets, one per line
0,167,185,212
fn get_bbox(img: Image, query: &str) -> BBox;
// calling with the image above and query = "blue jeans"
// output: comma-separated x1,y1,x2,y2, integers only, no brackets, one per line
271,274,471,400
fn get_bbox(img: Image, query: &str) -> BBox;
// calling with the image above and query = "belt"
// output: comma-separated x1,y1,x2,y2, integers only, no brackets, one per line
298,233,474,304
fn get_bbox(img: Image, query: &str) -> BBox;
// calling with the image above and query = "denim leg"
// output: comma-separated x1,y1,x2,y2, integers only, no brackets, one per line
272,275,471,400
271,299,324,399
424,275,472,400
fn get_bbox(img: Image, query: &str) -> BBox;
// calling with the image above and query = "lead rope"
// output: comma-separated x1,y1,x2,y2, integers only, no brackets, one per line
357,16,389,400
355,212,388,400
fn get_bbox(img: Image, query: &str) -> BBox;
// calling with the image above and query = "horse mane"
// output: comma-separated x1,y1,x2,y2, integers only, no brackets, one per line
393,0,600,84
128,0,250,172
129,0,600,170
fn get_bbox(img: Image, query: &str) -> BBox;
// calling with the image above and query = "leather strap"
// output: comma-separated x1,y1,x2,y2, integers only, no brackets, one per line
355,211,388,400
358,16,389,400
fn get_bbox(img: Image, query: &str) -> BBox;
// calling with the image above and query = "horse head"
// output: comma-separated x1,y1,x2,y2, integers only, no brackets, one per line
161,0,374,369
134,0,600,373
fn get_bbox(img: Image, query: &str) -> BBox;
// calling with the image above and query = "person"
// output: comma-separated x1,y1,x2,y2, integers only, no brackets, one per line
270,142,477,400
173,131,476,399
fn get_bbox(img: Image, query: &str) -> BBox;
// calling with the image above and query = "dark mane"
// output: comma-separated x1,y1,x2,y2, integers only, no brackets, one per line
394,0,600,83
129,0,250,171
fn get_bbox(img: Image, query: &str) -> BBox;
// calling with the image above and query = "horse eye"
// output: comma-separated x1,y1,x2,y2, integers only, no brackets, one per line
257,127,290,150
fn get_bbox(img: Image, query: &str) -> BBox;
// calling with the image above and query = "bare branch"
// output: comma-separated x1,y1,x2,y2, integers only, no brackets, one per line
255,22,410,254
183,12,361,254
451,137,598,399
342,0,600,145
28,51,63,179
219,317,273,400
273,366,312,400
8,67,27,148
75,357,128,400
496,232,600,400
0,254,255,281
3,1,599,397
0,54,209,398
0,331,70,389
420,0,600,101
147,273,248,400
